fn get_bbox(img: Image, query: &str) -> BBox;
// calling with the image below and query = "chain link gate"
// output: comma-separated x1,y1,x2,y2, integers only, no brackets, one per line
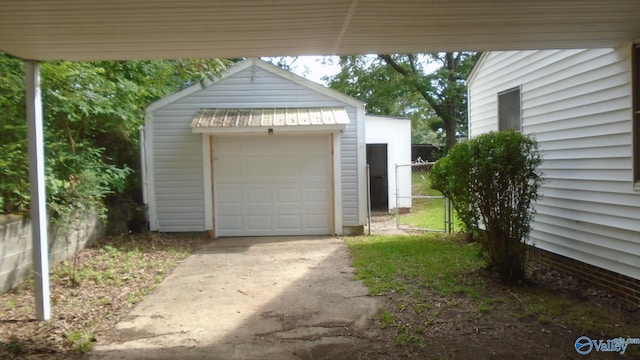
395,161,453,233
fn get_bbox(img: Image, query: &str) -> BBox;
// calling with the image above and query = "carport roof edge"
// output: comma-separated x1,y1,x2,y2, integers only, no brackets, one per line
2,0,640,61
191,107,350,134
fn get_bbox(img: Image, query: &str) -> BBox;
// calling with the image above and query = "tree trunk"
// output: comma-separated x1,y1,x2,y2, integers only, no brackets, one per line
379,53,460,153
444,52,458,151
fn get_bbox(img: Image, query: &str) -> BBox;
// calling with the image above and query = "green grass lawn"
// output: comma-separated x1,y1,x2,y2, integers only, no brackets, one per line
346,233,487,348
347,233,484,297
346,234,640,355
398,171,463,232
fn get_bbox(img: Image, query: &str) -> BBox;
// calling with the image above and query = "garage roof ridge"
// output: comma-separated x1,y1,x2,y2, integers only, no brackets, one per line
248,58,366,107
145,58,364,113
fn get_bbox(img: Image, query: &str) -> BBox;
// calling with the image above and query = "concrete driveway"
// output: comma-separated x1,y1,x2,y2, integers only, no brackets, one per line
88,236,381,360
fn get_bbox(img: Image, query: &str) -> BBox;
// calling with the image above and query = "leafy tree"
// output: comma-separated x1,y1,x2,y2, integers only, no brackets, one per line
261,56,311,76
0,52,229,220
41,58,229,172
325,53,479,150
430,131,543,282
0,54,32,214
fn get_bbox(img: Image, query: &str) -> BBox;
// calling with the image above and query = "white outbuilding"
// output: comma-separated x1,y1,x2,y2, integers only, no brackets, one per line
365,115,412,213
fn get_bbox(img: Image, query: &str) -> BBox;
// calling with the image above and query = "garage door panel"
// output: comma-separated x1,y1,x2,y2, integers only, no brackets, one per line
306,188,330,203
218,215,242,231
245,160,273,177
247,189,272,205
307,214,331,229
218,188,242,204
215,159,244,177
214,135,332,236
247,215,272,231
277,189,301,204
277,215,301,230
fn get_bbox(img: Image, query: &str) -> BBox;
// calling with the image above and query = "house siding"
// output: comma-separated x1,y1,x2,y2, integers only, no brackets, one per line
146,61,363,232
468,47,640,281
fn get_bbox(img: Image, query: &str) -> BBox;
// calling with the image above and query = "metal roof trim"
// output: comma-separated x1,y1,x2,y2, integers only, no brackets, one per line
191,107,350,132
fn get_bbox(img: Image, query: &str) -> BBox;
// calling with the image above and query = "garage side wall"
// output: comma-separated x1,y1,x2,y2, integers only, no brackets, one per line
147,64,363,232
468,47,640,281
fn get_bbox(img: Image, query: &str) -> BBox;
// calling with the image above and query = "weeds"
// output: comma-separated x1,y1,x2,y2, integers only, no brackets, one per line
3,300,16,309
478,298,496,313
378,310,394,329
0,336,25,357
0,233,206,357
346,233,640,355
64,329,95,353
512,291,634,334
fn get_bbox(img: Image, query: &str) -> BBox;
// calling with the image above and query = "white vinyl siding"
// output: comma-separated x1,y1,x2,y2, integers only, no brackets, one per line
145,60,364,232
634,44,640,184
468,47,640,280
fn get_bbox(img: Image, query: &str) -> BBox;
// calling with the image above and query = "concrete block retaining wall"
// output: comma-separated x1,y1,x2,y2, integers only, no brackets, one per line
0,213,104,292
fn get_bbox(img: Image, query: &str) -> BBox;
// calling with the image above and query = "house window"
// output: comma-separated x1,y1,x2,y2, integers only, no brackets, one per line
498,87,521,131
634,44,640,184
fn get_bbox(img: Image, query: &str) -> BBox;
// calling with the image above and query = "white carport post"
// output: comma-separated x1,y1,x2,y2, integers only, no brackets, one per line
25,60,51,321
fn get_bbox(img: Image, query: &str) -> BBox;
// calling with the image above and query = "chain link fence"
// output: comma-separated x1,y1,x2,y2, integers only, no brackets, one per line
395,160,453,233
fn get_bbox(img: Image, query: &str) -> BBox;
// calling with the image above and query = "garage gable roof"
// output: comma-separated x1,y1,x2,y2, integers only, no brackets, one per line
191,107,350,134
146,58,364,113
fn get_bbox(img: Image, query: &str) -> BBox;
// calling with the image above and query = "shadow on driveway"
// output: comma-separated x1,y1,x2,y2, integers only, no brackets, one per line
87,236,382,359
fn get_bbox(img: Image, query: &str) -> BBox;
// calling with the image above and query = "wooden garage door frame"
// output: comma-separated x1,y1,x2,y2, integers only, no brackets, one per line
202,132,342,238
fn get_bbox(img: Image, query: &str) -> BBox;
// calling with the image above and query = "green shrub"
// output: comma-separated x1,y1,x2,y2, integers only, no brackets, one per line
430,131,543,282
46,142,131,226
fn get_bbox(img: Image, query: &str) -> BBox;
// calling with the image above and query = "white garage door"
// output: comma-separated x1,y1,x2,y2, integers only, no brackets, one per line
214,134,332,236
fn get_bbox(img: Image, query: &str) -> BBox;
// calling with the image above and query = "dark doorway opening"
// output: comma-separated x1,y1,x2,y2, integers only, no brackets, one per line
367,144,388,211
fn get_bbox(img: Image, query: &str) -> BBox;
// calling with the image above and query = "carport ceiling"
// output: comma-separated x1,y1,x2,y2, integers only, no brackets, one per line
1,0,640,61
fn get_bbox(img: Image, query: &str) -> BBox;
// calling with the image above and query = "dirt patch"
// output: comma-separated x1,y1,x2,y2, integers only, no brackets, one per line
0,232,208,359
347,255,640,359
355,215,640,359
367,213,404,235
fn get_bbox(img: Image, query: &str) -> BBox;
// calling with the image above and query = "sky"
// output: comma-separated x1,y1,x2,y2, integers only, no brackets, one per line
281,56,342,85
286,54,442,84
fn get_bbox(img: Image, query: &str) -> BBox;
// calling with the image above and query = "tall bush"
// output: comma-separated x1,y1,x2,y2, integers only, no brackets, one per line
430,131,543,282
0,52,229,218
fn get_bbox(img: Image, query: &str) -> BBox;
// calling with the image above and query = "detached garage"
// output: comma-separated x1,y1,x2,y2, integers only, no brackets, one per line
142,59,368,237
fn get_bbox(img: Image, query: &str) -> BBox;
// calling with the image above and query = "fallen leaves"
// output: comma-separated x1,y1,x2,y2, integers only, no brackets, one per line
0,232,208,359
